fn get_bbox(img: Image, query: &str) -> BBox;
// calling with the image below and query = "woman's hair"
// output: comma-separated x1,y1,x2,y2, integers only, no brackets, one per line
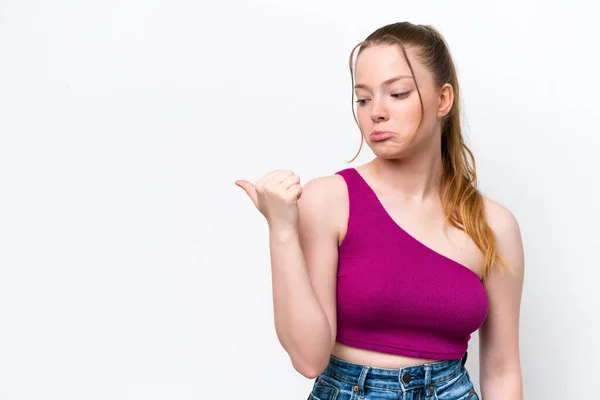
348,22,510,285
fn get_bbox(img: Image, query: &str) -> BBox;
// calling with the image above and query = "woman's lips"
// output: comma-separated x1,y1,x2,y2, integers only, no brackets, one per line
369,131,395,141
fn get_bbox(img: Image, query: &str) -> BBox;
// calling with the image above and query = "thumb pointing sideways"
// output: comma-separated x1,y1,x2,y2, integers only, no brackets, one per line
235,180,258,208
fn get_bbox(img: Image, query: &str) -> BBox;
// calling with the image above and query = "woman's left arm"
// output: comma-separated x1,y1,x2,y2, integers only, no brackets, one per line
478,198,525,400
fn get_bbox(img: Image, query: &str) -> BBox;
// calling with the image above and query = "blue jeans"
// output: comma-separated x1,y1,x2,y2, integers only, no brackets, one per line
308,352,479,400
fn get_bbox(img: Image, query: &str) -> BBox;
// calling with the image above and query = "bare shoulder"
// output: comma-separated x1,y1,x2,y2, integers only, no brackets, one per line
481,195,521,243
299,174,347,208
298,173,348,245
481,194,525,274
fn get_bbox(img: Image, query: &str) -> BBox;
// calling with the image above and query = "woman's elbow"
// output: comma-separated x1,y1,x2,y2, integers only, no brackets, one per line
292,354,330,379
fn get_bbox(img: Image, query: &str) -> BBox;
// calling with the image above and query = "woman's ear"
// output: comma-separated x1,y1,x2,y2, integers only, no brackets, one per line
437,83,454,118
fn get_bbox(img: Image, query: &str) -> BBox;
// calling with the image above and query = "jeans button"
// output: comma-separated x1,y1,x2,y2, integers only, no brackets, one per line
401,372,411,384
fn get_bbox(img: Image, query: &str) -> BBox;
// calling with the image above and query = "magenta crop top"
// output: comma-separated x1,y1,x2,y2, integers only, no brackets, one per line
334,168,489,360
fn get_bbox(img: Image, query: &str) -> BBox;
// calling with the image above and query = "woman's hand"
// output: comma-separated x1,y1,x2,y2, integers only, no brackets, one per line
235,169,302,233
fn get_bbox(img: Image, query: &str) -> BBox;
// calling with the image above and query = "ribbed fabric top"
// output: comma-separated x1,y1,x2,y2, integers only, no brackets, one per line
335,168,489,360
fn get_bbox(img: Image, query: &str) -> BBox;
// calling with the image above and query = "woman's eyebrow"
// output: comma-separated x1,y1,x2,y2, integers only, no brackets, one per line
354,75,414,90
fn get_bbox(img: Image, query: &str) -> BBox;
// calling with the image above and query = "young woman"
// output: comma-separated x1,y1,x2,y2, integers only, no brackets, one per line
236,21,524,400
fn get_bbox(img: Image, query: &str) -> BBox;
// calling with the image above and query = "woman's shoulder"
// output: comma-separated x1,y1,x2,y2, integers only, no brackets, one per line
481,194,522,245
298,164,369,230
479,194,525,290
300,172,348,208
297,172,349,242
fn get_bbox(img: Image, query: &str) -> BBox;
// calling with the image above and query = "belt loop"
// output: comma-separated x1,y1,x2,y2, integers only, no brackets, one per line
424,364,433,396
353,366,370,396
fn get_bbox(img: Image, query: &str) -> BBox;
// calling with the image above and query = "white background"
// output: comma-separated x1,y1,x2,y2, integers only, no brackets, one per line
1,0,598,399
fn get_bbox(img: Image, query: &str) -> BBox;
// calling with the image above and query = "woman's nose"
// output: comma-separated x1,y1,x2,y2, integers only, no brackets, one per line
370,99,389,122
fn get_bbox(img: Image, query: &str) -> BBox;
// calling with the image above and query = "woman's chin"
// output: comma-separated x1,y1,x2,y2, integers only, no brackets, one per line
369,142,408,160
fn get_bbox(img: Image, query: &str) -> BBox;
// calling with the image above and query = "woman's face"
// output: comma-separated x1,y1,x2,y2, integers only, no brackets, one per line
353,44,449,159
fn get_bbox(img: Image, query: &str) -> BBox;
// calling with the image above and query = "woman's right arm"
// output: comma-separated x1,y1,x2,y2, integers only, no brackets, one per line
269,175,344,378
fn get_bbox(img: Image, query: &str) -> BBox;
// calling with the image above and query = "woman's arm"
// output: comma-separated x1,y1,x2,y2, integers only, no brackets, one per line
269,175,344,378
478,197,525,399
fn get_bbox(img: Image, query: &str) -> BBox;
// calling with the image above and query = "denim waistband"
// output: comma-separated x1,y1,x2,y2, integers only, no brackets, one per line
323,352,468,391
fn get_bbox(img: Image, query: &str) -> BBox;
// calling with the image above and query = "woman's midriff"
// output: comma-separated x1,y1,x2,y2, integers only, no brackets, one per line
331,342,440,369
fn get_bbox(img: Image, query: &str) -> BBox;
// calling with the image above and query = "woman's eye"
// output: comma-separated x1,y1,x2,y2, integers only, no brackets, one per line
355,92,409,105
391,92,410,99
